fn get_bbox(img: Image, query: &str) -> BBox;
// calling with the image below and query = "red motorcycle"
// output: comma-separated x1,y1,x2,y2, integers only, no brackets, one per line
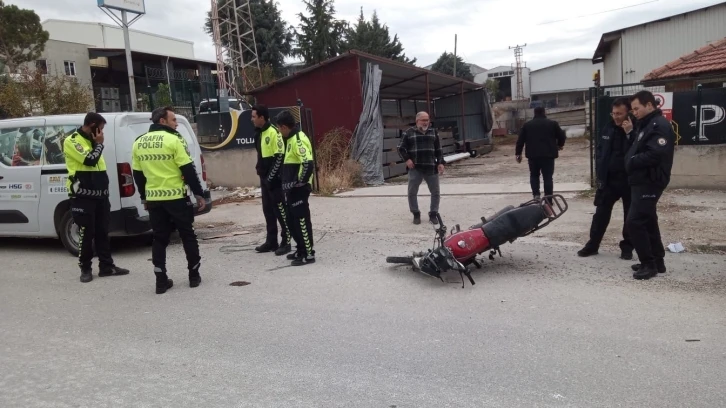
386,195,568,287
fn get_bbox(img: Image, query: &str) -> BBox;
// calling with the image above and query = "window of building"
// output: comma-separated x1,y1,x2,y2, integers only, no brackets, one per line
35,60,48,75
64,61,76,76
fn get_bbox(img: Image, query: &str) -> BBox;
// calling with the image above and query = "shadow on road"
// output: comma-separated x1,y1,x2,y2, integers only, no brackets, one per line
0,236,151,256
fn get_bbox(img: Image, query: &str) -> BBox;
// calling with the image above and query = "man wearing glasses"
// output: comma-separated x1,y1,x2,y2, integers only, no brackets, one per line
578,98,635,260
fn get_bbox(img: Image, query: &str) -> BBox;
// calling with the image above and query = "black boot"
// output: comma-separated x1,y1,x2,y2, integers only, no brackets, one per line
155,269,174,294
428,212,439,225
412,212,421,225
80,268,93,283
287,250,302,260
255,242,278,253
577,246,598,257
275,242,292,256
189,263,201,288
631,258,666,274
98,265,130,277
633,262,658,280
291,251,316,266
620,249,634,261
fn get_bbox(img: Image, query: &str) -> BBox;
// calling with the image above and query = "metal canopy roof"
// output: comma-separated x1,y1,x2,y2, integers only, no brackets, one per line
248,50,483,100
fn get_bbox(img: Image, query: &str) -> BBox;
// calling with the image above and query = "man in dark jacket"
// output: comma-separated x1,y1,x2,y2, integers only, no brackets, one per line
578,98,635,260
515,107,566,200
623,90,675,280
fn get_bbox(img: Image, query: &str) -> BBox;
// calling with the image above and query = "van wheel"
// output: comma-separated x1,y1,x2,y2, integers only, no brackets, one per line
59,210,81,256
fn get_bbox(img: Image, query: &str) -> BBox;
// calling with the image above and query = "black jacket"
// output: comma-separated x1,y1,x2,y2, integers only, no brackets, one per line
515,114,567,159
595,116,634,189
625,109,675,189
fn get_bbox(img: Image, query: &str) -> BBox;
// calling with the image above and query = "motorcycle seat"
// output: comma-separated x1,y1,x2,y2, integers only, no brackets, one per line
481,205,547,248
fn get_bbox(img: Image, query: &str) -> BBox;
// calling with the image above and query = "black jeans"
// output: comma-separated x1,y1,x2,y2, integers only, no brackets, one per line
260,178,290,246
71,197,114,270
527,157,555,197
147,198,200,273
626,185,665,265
585,178,633,252
286,184,314,257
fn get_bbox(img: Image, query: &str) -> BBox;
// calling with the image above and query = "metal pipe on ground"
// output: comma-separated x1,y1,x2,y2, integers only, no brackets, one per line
443,152,470,164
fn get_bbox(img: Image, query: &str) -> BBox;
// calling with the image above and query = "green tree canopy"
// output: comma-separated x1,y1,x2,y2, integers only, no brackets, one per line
204,0,294,78
342,8,416,64
0,0,49,73
292,0,347,67
430,52,473,81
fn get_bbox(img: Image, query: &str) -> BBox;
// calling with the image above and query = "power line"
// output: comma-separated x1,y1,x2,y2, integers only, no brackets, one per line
537,0,660,25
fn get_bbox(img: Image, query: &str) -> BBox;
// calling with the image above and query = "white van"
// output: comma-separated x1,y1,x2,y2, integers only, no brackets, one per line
0,112,212,255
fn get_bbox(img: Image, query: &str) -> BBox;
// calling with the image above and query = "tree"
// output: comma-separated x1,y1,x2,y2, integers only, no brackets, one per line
293,0,348,67
0,66,94,118
430,52,473,81
484,78,499,102
0,1,49,73
342,8,416,64
204,0,294,79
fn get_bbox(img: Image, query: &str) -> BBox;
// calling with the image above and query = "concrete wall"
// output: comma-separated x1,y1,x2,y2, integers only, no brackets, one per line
203,149,260,188
40,40,93,87
669,145,726,190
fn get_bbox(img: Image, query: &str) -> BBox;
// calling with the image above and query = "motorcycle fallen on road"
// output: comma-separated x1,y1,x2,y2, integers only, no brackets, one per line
386,195,568,288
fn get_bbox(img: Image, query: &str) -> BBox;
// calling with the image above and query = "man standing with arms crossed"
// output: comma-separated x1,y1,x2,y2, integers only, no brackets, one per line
252,104,291,256
578,98,635,260
622,91,675,280
515,107,566,200
397,111,444,225
63,112,129,283
276,110,316,266
132,107,207,294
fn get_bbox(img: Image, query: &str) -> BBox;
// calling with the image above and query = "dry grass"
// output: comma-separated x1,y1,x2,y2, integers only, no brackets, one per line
315,127,363,196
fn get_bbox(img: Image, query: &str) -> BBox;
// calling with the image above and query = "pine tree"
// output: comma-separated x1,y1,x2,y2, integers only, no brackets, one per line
343,8,415,64
204,0,294,78
292,0,348,67
430,52,473,81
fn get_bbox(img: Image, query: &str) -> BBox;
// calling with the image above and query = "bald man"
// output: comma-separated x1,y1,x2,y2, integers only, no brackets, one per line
397,111,445,225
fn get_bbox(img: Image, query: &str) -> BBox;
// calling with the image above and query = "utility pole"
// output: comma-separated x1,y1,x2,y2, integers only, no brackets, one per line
509,43,527,101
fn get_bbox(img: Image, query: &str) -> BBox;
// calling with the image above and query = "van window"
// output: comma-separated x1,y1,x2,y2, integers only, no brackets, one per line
43,125,78,165
0,127,44,167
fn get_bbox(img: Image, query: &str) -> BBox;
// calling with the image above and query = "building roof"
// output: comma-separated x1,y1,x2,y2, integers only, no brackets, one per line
88,48,217,66
42,19,195,45
643,37,726,81
591,2,726,63
249,50,482,100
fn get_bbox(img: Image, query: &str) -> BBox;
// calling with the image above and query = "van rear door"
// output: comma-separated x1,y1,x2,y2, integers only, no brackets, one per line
0,118,45,233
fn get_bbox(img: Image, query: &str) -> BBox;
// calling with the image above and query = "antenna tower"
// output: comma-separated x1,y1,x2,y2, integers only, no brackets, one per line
211,0,262,99
509,44,527,101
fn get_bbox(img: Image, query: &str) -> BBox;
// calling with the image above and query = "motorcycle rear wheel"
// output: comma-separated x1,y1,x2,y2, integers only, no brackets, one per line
386,256,414,265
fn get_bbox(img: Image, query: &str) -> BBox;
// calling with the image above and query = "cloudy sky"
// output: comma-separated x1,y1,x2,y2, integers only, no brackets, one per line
7,0,724,70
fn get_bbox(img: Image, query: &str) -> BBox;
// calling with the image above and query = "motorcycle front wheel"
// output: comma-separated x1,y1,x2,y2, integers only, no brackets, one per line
386,256,414,265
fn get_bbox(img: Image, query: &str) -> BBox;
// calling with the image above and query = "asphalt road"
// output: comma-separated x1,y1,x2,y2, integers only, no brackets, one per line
2,195,726,408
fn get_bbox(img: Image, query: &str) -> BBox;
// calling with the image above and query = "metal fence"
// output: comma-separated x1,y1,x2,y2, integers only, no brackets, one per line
587,83,726,186
141,67,219,123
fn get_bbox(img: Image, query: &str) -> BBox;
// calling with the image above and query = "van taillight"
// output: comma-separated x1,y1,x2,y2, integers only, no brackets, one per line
117,162,135,198
200,154,207,181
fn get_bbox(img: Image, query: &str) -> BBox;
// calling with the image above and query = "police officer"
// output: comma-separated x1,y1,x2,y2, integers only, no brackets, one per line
131,107,207,294
275,110,316,266
63,112,130,283
622,91,675,280
252,104,291,256
578,98,635,260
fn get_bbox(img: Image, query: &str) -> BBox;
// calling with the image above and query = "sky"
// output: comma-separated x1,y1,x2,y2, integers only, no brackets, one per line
6,0,725,70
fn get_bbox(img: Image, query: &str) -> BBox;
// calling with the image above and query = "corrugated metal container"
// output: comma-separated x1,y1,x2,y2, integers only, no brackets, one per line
603,3,726,85
253,56,363,142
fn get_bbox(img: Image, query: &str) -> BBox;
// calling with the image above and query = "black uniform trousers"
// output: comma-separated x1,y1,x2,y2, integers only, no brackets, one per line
260,178,290,246
286,184,314,257
527,157,555,197
586,177,633,252
147,198,200,273
626,185,665,266
71,197,114,270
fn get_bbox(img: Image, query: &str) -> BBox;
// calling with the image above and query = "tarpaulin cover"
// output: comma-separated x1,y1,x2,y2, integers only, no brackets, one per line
352,62,385,185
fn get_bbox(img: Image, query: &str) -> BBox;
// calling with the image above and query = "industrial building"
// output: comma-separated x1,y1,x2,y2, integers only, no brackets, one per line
530,59,603,108
21,19,218,114
592,2,726,86
476,65,531,102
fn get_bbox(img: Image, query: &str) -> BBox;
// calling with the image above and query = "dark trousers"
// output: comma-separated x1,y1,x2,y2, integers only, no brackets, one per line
147,198,200,273
286,184,314,257
71,197,114,270
260,178,290,246
585,179,633,252
626,185,665,265
527,157,555,197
